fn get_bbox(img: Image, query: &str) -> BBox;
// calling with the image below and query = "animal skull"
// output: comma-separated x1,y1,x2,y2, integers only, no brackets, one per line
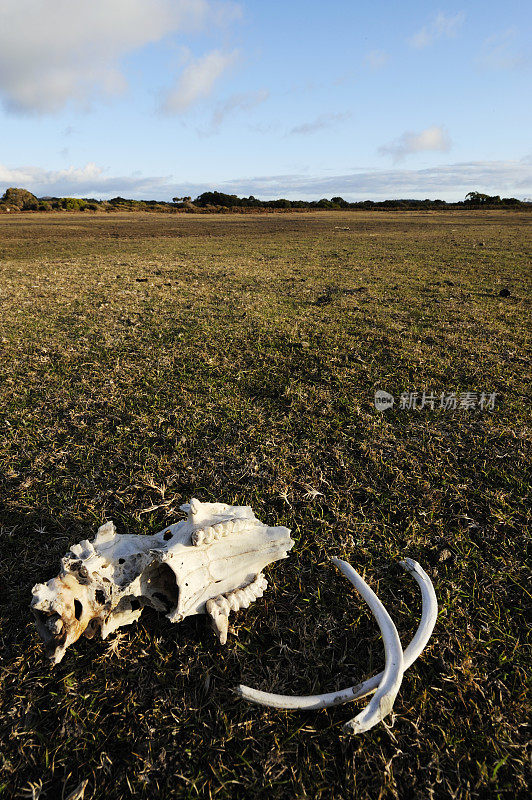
31,499,294,664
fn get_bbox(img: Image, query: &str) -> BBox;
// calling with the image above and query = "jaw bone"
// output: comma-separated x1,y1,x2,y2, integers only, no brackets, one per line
31,499,293,664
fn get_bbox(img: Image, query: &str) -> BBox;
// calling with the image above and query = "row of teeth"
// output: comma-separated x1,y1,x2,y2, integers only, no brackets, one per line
205,573,267,645
192,518,254,546
208,573,268,618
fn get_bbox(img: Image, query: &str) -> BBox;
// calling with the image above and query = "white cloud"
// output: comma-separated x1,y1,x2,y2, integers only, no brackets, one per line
197,89,269,134
0,0,241,114
289,112,351,136
478,28,529,71
365,50,389,70
379,125,452,162
218,160,532,201
409,11,465,49
161,49,238,113
2,158,531,203
0,161,106,190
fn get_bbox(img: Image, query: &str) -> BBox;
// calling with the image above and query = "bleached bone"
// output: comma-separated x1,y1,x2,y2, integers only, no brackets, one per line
236,557,437,713
207,573,268,645
237,559,403,734
335,559,402,734
31,499,293,664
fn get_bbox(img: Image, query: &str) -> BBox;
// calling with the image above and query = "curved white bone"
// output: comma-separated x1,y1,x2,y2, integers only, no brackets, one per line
237,559,404,733
324,559,403,733
236,557,437,713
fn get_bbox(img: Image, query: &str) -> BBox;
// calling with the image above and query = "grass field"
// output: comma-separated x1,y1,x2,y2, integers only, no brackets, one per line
0,210,530,800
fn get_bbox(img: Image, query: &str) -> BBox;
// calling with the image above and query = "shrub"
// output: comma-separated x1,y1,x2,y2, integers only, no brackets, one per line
61,197,87,211
1,187,38,209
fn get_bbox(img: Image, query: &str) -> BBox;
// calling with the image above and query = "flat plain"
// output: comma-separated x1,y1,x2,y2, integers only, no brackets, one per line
0,210,530,799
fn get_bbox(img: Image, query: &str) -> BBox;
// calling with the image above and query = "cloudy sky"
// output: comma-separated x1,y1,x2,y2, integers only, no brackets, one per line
0,0,530,201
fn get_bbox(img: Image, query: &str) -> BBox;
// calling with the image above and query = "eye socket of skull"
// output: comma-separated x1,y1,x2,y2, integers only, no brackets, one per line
74,599,83,620
140,563,180,612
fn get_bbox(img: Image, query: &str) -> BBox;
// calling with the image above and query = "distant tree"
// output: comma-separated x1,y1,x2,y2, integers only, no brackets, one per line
1,187,38,210
61,197,86,211
465,191,501,205
194,191,241,208
272,198,291,209
108,196,133,206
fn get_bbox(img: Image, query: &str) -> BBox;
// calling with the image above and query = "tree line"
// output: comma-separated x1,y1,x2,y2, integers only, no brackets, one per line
178,190,526,210
0,186,529,214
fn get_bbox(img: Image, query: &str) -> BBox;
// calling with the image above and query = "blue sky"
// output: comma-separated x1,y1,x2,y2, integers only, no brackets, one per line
0,0,530,201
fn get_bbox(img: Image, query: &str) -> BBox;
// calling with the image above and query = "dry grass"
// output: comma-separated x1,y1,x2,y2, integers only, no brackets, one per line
0,210,530,799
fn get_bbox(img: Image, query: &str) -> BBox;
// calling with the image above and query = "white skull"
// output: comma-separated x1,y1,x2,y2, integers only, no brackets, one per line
31,498,293,663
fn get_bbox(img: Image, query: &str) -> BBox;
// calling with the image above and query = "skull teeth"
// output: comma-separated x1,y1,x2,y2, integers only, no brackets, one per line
209,609,229,645
206,573,268,644
192,518,255,546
